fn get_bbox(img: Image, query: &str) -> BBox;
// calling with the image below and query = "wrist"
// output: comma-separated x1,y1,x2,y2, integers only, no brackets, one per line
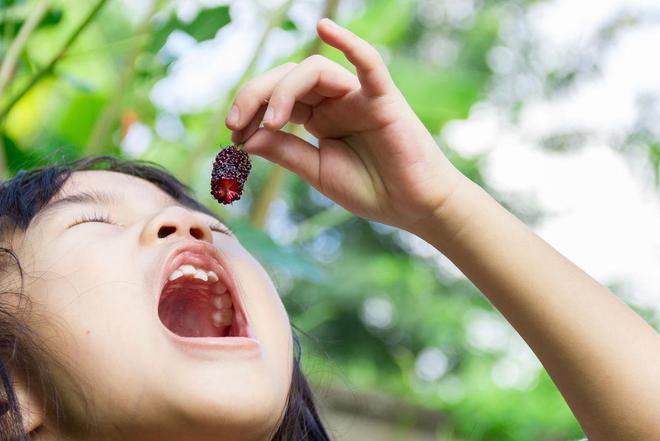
405,173,481,250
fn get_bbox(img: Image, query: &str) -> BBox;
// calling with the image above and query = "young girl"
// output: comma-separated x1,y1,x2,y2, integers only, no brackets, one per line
0,17,657,441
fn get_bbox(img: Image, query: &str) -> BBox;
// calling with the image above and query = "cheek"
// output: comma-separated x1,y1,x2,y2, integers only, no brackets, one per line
25,234,126,334
21,235,148,395
225,242,294,388
20,270,142,429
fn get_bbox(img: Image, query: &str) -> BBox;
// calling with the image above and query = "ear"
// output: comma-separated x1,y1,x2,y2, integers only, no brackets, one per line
9,374,44,434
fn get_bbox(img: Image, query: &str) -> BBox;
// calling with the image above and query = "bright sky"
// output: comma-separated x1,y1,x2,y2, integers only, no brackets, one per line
444,0,660,314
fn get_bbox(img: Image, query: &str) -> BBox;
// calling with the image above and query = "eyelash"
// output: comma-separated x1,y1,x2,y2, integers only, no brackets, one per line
68,211,114,227
68,211,233,235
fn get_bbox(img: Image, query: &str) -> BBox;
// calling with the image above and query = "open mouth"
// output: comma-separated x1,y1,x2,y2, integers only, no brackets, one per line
158,260,250,339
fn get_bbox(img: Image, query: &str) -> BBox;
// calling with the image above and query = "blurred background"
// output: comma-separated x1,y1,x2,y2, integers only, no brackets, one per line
1,0,659,439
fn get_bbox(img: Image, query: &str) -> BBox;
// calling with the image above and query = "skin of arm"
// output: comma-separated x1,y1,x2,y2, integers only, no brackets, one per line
411,176,660,441
226,18,660,440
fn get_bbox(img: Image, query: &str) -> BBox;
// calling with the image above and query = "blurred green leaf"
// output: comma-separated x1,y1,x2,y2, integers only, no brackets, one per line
183,5,231,42
2,132,41,173
650,142,660,186
0,7,62,34
0,0,24,9
389,56,485,133
281,17,297,31
54,91,106,147
231,220,325,282
57,72,96,92
350,0,416,46
148,5,230,55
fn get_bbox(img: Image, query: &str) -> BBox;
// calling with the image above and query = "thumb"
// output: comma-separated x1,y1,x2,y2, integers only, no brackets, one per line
243,128,321,188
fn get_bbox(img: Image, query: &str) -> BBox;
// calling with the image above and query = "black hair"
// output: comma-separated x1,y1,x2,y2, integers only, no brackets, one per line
0,155,331,441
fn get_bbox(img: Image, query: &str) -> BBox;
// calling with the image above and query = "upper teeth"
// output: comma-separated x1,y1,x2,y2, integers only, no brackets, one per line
168,264,220,283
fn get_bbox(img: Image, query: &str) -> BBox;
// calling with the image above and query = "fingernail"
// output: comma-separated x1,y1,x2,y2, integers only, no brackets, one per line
227,105,239,126
231,130,240,144
263,105,274,123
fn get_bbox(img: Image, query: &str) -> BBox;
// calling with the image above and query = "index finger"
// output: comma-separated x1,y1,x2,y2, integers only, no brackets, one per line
316,18,395,97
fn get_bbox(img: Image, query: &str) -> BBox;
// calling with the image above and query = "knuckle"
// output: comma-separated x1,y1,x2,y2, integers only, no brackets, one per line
306,54,327,65
309,54,326,62
240,78,258,94
233,90,252,107
283,61,298,69
366,45,384,65
268,87,287,105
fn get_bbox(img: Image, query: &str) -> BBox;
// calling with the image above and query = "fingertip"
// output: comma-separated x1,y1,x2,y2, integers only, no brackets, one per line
263,105,275,124
230,130,240,144
318,17,341,31
262,105,285,131
317,18,350,53
317,17,343,41
226,104,240,129
263,119,283,131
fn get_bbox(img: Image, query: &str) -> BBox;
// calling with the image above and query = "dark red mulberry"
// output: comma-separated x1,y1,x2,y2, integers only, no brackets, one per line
210,145,252,205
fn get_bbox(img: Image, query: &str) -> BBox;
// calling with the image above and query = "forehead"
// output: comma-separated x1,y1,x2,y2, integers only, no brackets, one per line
59,170,176,204
27,170,182,231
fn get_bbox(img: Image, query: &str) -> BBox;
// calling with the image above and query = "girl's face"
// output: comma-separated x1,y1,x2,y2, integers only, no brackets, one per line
14,171,293,441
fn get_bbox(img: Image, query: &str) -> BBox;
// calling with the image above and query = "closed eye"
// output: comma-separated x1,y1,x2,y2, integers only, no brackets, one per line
68,211,233,237
209,223,233,236
68,211,116,228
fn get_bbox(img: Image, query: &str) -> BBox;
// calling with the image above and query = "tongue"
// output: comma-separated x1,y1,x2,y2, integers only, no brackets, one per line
158,288,224,337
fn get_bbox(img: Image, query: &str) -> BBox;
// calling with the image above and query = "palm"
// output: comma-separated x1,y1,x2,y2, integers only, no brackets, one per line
307,93,454,227
227,19,460,230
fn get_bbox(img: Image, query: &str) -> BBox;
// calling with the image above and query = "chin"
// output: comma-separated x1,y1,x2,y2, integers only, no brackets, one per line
159,362,290,439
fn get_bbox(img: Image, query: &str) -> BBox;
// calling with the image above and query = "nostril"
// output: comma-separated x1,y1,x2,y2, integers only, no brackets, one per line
158,225,176,238
190,227,205,240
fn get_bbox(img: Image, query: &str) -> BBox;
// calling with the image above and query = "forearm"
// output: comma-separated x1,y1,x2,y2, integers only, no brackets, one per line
412,175,660,440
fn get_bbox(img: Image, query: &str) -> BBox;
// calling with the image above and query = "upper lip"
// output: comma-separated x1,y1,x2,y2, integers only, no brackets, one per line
156,240,245,318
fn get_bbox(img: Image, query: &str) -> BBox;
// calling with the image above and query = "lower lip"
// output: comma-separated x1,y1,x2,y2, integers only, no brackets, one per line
159,323,260,354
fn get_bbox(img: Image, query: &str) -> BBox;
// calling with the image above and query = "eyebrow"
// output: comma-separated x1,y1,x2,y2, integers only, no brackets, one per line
32,189,121,226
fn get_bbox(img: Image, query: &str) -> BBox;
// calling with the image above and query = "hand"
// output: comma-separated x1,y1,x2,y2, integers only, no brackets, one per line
225,18,464,232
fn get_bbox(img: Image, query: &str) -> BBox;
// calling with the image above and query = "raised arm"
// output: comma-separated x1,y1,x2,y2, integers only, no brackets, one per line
226,18,660,440
411,175,660,441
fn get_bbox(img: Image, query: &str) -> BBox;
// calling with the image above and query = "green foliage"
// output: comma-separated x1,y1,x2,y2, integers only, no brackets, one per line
1,1,656,440
148,5,231,54
2,132,40,172
391,57,484,132
231,220,325,282
0,6,62,36
350,0,416,46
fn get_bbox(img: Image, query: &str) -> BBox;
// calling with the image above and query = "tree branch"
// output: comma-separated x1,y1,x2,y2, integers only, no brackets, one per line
291,205,353,244
0,0,52,180
178,0,294,183
0,0,51,103
85,2,159,155
248,0,342,228
0,0,109,121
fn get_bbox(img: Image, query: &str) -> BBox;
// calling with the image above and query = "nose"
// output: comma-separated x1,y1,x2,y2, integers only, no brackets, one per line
140,205,213,245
